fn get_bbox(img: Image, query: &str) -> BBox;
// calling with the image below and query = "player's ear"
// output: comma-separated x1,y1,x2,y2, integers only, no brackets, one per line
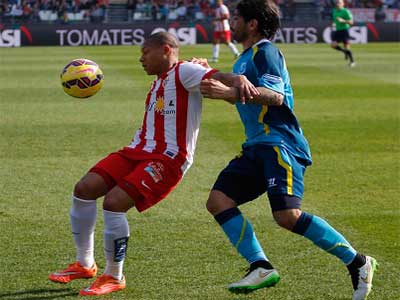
248,19,258,31
163,44,172,55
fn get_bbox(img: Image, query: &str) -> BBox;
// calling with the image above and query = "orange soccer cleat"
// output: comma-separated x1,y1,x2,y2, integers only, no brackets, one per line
48,261,97,283
79,274,126,296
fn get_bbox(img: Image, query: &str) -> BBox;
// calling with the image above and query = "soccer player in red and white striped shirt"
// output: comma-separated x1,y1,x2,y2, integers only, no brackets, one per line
210,0,240,62
48,31,259,296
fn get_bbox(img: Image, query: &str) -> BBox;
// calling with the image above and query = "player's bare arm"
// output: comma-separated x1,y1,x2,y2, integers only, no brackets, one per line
200,75,282,106
211,73,260,103
200,78,238,104
247,87,283,106
189,57,259,103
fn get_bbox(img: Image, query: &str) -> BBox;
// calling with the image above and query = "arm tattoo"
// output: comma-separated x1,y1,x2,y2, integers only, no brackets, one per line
250,87,283,106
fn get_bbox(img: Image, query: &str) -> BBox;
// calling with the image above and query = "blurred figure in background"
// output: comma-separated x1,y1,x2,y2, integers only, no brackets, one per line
127,0,136,21
210,0,240,63
330,0,356,67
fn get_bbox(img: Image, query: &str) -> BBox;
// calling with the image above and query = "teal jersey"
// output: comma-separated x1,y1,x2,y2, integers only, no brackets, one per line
233,39,312,165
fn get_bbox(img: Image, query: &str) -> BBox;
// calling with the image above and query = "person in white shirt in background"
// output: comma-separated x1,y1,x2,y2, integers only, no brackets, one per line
210,0,240,63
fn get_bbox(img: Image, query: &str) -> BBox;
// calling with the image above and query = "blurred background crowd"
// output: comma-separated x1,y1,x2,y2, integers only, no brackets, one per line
0,0,398,24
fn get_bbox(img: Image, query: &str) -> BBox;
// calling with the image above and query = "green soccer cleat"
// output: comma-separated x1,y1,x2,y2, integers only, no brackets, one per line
228,267,280,294
349,255,378,300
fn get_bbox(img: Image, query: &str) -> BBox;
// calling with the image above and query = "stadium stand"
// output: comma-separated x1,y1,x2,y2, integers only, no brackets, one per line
107,0,127,22
0,0,398,24
291,0,319,21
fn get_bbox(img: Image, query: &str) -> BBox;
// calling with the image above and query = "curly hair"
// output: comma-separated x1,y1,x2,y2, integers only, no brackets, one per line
236,0,280,39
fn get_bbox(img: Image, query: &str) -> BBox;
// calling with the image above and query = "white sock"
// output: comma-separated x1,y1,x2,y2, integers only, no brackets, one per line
70,195,97,268
228,42,240,56
103,210,130,280
212,44,220,59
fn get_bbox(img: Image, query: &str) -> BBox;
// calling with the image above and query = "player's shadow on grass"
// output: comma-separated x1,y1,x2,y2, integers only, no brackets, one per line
0,287,77,300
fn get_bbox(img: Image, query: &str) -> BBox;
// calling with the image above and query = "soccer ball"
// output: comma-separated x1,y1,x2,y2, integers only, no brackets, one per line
60,58,104,98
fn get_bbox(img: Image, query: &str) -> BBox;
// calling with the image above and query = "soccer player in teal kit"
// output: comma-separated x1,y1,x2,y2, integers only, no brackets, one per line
199,0,377,299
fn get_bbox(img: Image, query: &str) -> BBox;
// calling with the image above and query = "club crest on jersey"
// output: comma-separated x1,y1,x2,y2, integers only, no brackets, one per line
238,62,247,74
145,162,165,183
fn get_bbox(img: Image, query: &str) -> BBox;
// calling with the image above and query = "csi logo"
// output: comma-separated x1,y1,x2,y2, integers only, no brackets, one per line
0,29,21,47
323,26,368,44
0,26,32,47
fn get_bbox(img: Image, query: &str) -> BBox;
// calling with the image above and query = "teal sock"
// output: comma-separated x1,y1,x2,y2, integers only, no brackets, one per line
293,212,357,264
215,207,267,264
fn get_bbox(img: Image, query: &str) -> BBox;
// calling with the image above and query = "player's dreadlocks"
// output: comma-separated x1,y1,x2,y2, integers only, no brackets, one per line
236,0,280,40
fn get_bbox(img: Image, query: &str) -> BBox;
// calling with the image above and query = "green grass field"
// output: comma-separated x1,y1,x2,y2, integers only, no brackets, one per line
0,43,399,300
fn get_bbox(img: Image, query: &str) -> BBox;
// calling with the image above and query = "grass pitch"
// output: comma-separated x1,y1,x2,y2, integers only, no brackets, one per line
0,43,399,300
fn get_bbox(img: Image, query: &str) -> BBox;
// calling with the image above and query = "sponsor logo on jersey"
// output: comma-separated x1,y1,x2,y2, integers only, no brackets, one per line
155,96,165,113
144,162,165,183
148,96,176,115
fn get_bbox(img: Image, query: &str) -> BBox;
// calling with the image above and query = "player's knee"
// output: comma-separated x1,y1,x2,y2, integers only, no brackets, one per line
273,209,302,231
74,179,94,199
103,187,135,212
206,194,217,215
103,191,127,212
206,190,236,216
102,195,130,213
74,173,107,200
103,194,118,212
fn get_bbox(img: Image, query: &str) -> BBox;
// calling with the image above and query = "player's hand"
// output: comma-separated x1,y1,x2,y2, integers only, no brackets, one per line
189,57,211,68
336,17,346,23
231,75,260,104
200,79,236,103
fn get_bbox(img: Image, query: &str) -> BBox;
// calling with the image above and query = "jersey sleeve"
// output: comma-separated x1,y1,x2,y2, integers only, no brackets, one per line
345,8,353,21
253,47,284,95
220,5,229,16
179,62,218,92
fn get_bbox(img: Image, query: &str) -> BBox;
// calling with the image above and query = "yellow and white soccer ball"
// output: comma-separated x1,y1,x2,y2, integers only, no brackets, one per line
60,58,104,98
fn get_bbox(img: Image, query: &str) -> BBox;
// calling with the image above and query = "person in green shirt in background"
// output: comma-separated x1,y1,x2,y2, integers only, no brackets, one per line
330,0,356,67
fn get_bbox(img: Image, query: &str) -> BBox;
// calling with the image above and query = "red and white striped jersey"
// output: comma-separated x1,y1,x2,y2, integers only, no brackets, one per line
214,4,230,32
128,61,217,174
